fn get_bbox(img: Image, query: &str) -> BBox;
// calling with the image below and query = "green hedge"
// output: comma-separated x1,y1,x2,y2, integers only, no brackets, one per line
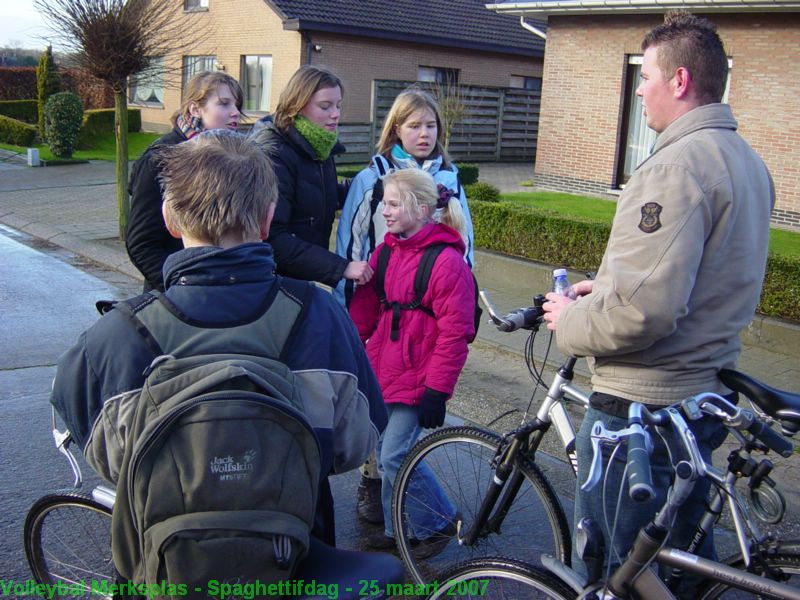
0,114,37,146
336,164,365,179
456,163,479,185
0,99,38,123
77,108,141,148
464,182,500,203
471,200,800,322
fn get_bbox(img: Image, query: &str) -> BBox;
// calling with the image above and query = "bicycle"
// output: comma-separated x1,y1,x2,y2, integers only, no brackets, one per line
25,409,406,599
392,291,797,586
391,291,591,584
426,388,800,599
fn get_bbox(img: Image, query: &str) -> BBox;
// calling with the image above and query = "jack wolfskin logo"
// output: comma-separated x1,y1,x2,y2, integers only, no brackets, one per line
638,202,663,233
209,451,257,482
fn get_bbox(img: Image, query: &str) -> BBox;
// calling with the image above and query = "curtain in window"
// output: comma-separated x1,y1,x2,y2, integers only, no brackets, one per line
241,56,272,112
621,63,657,182
131,59,164,104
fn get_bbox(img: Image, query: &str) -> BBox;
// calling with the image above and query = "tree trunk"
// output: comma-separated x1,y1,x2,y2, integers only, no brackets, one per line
114,86,129,240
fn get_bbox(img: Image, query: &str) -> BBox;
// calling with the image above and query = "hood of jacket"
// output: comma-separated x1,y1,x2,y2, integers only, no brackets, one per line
383,221,466,255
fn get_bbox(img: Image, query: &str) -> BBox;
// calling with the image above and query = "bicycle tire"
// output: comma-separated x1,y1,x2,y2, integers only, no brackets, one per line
697,552,800,600
392,426,571,584
426,557,576,599
24,490,115,599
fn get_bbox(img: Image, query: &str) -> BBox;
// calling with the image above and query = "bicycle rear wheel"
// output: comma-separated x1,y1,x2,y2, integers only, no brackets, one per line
24,490,115,598
698,552,800,599
427,557,575,599
392,426,571,584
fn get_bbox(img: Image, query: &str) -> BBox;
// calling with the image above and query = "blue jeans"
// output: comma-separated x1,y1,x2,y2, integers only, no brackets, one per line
377,403,457,538
573,400,729,594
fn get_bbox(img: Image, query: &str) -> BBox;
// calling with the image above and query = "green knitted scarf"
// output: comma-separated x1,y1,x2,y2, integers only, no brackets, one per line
294,116,338,161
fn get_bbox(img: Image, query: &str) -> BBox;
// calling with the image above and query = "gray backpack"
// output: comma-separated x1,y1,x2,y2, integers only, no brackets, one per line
108,279,321,592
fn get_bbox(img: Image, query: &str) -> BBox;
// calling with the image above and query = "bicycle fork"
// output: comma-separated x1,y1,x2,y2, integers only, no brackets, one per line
459,425,547,546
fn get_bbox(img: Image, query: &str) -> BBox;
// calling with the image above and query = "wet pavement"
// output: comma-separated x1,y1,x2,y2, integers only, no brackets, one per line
2,152,799,582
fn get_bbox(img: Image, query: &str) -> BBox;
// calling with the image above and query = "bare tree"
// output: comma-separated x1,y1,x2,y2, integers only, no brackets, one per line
430,81,470,152
35,0,203,239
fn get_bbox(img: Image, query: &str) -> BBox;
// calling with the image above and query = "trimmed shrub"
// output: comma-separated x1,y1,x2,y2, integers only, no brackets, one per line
0,114,37,146
76,108,142,148
465,182,500,203
336,163,367,179
0,100,38,123
456,163,479,185
37,47,61,138
44,92,83,158
759,253,800,322
470,200,800,323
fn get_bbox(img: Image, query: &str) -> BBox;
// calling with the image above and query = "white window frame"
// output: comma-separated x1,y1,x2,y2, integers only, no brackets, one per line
240,55,272,113
184,0,208,11
417,66,459,86
182,55,217,93
129,58,165,106
617,55,731,187
509,75,541,92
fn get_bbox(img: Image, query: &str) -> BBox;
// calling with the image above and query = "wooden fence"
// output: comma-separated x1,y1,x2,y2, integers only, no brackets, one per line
338,79,539,165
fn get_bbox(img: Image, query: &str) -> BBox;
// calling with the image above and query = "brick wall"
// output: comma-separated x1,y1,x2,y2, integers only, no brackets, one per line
134,0,300,131
134,2,542,132
535,13,800,229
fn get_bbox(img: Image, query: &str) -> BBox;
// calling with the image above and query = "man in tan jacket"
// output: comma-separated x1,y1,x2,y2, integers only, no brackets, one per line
543,10,774,592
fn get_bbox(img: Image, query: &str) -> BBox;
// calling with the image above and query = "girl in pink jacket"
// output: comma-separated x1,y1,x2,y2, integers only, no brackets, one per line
349,168,475,554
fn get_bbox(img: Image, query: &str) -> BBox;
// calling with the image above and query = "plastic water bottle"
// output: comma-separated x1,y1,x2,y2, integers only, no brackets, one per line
552,268,576,300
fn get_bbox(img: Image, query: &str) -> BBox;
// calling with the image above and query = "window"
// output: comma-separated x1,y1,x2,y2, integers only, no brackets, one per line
184,0,208,10
509,75,541,92
240,55,272,112
129,58,165,105
617,56,731,187
417,66,459,86
182,55,217,92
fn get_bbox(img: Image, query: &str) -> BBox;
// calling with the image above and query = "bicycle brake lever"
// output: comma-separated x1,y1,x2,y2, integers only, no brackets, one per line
581,421,650,492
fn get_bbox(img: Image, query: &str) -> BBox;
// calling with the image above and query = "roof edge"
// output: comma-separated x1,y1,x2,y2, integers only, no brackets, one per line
283,19,544,57
486,0,800,17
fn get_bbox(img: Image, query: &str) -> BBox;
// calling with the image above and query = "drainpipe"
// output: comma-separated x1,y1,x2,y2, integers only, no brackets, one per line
520,17,547,40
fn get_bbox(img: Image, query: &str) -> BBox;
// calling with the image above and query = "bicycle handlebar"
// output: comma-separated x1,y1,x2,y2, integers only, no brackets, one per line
479,290,544,332
745,414,794,457
626,425,655,502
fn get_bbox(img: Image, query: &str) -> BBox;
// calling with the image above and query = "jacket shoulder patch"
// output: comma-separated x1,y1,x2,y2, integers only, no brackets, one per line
638,202,663,233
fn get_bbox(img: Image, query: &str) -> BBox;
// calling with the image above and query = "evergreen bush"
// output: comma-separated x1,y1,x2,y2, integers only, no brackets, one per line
76,108,141,148
44,92,84,158
470,200,800,323
456,163,479,185
465,182,500,203
0,114,37,146
36,47,61,138
0,100,38,123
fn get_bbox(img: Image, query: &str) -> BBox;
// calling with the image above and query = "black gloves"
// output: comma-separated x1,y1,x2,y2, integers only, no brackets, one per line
418,388,449,429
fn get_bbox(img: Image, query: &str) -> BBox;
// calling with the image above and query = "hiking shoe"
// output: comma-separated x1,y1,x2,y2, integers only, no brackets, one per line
366,531,396,550
356,475,384,524
412,516,459,559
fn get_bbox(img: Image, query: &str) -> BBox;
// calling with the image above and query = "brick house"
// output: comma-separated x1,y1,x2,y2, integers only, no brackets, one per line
130,0,545,138
488,1,800,230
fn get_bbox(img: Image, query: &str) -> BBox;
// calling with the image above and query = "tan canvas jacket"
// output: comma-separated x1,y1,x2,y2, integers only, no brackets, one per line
557,103,775,404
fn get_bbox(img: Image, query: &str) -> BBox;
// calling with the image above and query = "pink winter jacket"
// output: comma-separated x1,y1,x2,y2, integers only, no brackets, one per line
349,223,475,406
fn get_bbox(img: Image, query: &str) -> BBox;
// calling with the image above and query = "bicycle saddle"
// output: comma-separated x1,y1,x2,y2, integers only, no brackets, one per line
719,369,800,435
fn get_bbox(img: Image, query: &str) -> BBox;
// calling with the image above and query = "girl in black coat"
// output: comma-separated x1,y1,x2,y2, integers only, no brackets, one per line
250,66,371,289
126,71,244,291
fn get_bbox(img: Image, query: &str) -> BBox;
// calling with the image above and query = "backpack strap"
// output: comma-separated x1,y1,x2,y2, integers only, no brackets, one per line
413,244,448,318
115,281,313,363
376,243,450,342
114,293,164,358
367,156,391,252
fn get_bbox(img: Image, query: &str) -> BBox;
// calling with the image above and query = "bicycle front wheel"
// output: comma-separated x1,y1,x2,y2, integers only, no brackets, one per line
698,552,800,599
392,426,571,584
426,557,576,599
24,490,115,598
